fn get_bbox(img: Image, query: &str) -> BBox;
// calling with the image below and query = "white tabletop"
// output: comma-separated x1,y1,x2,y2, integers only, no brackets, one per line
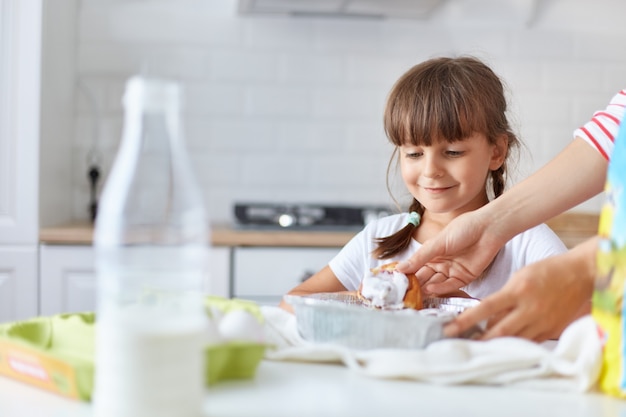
0,360,624,417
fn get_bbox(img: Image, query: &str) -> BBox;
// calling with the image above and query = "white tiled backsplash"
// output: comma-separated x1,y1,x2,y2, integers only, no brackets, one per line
65,0,625,224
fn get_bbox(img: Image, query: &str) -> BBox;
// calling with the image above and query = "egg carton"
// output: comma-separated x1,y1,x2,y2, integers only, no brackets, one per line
0,297,266,401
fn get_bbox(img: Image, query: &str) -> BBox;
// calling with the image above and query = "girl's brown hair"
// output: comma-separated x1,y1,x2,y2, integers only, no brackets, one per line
373,56,520,259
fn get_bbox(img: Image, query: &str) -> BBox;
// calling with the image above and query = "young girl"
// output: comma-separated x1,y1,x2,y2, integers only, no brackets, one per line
280,56,567,310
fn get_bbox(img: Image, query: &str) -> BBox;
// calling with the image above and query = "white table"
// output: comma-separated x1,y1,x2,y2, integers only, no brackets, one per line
0,360,624,417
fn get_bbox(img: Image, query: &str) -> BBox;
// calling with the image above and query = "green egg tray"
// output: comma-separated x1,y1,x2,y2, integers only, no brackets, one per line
0,296,266,401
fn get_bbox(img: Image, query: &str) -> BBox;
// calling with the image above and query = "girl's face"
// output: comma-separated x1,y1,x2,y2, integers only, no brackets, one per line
400,132,506,219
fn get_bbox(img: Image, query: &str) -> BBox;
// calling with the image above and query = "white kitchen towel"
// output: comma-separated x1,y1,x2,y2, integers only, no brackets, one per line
260,306,602,392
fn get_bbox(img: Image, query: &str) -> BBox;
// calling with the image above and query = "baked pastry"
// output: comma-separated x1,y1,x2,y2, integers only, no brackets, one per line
358,262,423,310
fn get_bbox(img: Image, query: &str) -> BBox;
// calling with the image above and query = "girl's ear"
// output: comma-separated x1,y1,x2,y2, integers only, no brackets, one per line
489,135,508,170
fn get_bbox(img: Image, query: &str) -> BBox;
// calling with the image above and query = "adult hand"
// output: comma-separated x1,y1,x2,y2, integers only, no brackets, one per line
443,237,598,342
397,209,508,295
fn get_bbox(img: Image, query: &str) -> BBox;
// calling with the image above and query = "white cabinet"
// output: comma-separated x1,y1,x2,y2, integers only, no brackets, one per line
0,248,38,320
0,0,42,321
38,243,339,313
39,245,232,316
208,246,231,299
38,244,339,313
232,247,340,305
39,245,96,316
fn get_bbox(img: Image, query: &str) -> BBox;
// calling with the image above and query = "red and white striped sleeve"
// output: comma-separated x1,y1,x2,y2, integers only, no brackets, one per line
573,89,626,161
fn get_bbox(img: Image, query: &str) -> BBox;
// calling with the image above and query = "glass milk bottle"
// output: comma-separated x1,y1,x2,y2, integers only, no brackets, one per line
93,76,209,417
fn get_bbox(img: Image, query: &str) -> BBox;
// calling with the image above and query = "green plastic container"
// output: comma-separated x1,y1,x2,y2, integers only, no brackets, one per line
0,297,266,401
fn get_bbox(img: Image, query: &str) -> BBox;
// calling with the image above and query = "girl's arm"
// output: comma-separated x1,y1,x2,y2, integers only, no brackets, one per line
278,265,349,313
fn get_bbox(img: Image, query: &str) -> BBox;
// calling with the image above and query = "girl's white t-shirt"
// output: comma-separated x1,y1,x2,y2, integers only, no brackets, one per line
328,212,567,299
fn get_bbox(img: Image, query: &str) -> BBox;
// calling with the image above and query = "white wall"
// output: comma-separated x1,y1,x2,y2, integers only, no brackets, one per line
49,0,626,225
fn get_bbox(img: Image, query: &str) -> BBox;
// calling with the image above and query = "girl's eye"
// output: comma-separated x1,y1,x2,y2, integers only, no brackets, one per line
445,150,464,157
405,151,422,158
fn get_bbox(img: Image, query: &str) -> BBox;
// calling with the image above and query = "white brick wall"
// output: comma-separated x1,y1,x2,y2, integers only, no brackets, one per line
68,0,626,223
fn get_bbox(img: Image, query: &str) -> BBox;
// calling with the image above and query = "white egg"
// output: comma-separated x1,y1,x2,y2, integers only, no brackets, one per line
218,309,265,343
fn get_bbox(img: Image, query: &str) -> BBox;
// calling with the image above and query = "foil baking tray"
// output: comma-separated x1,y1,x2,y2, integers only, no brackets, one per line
283,293,480,350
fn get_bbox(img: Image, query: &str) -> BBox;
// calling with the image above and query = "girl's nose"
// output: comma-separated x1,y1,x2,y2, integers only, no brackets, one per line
422,154,442,178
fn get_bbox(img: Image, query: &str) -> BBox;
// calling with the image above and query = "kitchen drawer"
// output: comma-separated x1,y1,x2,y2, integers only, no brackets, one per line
232,247,340,305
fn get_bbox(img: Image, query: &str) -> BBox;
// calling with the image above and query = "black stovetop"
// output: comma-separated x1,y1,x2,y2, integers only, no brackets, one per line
233,202,393,230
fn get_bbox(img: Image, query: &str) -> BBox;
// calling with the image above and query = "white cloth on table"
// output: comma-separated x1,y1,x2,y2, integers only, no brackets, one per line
261,306,602,392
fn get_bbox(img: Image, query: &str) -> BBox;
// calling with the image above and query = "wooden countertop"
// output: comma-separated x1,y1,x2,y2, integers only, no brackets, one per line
39,223,358,248
39,211,599,249
544,211,599,248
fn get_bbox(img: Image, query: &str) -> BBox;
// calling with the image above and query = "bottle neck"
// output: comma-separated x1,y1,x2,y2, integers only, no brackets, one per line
95,77,206,247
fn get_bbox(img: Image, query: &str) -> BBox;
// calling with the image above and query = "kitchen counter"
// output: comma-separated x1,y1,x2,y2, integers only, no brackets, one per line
0,360,623,416
39,211,599,249
39,222,357,247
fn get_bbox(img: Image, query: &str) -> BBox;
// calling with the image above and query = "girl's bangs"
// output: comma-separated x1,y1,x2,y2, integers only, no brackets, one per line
385,92,482,147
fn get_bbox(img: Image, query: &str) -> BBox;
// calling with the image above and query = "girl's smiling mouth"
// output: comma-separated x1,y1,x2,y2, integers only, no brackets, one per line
423,186,454,193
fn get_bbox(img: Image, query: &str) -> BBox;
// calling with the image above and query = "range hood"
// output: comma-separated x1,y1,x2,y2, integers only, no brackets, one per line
237,0,447,19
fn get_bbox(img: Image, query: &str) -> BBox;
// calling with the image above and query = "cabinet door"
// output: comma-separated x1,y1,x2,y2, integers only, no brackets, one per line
208,246,230,298
0,0,41,244
0,247,38,321
232,247,340,305
0,0,41,322
39,245,96,316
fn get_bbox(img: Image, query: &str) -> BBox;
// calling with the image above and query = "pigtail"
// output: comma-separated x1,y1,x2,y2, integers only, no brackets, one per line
491,130,518,198
372,201,424,259
491,166,506,198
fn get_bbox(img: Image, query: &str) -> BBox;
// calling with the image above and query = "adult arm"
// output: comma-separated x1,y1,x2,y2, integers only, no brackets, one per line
444,236,598,342
397,137,608,295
